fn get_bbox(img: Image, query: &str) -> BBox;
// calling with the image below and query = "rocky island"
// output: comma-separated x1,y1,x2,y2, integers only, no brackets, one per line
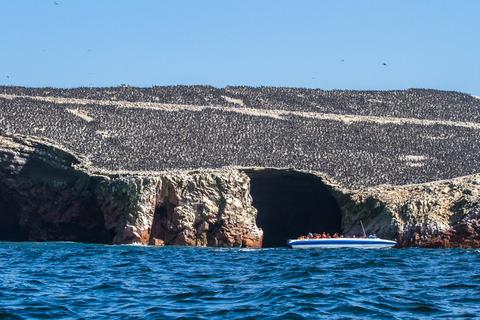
1,86,479,247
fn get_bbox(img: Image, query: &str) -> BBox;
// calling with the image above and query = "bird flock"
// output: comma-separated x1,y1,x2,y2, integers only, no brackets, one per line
1,85,479,188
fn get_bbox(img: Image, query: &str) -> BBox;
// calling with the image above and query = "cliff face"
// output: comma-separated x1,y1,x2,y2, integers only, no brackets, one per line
338,176,480,248
2,87,480,188
0,134,262,247
1,133,479,248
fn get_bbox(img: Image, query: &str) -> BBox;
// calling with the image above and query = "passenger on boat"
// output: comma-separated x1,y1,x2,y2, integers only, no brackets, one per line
321,232,327,238
333,233,338,238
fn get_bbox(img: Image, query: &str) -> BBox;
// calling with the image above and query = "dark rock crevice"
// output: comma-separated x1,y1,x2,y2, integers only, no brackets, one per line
149,201,177,245
0,179,113,243
32,194,114,243
244,169,342,247
0,183,27,241
0,138,115,243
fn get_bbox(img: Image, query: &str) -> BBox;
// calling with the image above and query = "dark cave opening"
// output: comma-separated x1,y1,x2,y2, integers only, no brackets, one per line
0,185,27,241
245,169,342,248
46,196,115,244
1,155,114,243
149,202,176,245
0,184,114,243
19,157,116,244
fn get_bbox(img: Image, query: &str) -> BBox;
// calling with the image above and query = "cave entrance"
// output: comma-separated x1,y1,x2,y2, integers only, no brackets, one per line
149,202,176,245
0,184,27,241
245,169,342,248
0,179,113,243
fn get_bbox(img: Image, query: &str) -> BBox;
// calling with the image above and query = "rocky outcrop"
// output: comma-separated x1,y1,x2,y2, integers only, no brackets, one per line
334,175,480,248
0,134,262,247
1,132,479,248
150,172,262,247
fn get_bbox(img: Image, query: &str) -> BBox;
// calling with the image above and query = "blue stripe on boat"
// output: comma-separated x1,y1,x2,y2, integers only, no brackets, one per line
289,240,395,245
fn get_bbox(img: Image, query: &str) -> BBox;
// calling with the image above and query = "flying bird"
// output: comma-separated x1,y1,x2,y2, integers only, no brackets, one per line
53,1,60,5
382,62,387,66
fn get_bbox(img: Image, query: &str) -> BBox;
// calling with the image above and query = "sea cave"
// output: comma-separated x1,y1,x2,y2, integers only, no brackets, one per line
245,169,342,248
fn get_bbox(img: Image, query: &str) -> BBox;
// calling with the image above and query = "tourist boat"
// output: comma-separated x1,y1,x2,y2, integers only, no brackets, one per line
287,237,397,249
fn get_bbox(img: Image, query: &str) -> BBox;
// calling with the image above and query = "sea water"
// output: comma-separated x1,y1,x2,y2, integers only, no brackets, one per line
0,242,479,319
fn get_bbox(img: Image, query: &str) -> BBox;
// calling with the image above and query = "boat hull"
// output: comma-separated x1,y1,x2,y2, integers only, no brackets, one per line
288,238,397,249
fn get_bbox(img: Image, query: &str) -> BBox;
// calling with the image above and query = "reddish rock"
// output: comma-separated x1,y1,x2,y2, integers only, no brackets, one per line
420,212,480,248
151,238,165,246
2,133,480,249
0,134,263,248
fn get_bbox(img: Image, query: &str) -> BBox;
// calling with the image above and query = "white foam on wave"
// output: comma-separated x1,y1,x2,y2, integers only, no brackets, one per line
120,243,147,247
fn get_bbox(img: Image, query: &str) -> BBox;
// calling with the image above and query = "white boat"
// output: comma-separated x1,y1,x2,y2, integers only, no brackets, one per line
287,237,397,249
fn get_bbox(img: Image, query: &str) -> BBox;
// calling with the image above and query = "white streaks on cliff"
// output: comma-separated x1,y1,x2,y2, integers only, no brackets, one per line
367,98,393,104
399,155,428,162
222,95,245,106
399,155,429,167
2,93,480,130
66,108,94,122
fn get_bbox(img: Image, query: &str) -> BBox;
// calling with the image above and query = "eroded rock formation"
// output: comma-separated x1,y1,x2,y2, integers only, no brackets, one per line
1,133,479,248
338,176,480,248
0,134,262,247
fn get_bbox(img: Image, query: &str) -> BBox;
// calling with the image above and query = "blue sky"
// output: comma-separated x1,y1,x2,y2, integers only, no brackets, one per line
0,0,479,95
